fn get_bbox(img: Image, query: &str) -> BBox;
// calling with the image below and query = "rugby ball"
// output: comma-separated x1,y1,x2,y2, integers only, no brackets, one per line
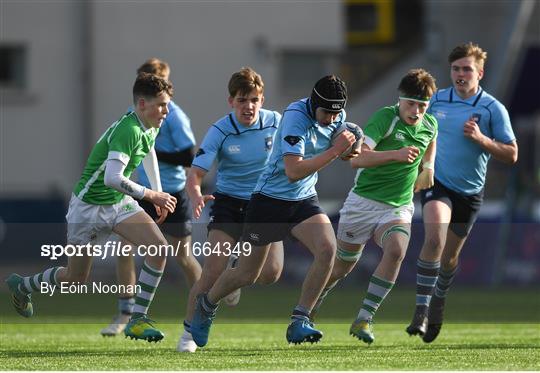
331,122,364,158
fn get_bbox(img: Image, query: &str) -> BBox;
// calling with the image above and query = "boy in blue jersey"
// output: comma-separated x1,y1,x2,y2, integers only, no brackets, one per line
182,67,284,352
6,74,178,343
406,42,518,342
190,75,359,347
100,59,202,338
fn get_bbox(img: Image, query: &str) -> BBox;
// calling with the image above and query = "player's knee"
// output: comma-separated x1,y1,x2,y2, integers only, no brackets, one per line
314,240,336,263
385,244,406,263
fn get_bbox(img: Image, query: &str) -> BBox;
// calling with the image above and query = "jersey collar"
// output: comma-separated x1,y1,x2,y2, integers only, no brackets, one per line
450,86,484,107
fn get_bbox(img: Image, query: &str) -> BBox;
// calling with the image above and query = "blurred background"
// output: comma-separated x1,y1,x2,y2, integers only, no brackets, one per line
1,0,539,306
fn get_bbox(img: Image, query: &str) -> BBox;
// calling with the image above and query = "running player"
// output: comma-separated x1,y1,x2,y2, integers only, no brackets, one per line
310,69,438,345
189,75,360,347
6,73,177,342
100,58,202,337
406,42,518,343
180,67,284,352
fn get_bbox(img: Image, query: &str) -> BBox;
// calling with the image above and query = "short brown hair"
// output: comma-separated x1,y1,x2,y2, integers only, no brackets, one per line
133,73,173,104
137,58,170,79
448,42,487,69
228,67,264,97
398,69,437,100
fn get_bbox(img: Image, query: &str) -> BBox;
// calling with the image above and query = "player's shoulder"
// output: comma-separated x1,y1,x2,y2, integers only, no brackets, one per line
431,87,452,103
422,112,438,132
259,108,282,128
369,105,398,123
115,112,142,134
210,113,238,136
477,89,506,111
282,99,313,124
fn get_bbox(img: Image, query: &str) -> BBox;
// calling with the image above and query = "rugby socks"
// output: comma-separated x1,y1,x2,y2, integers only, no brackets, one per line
118,296,135,316
415,259,440,315
433,266,458,300
20,266,63,294
201,293,218,314
291,305,311,322
132,261,163,318
357,275,394,321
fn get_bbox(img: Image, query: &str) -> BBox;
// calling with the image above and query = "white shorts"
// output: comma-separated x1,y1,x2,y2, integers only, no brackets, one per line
66,194,144,245
337,191,414,246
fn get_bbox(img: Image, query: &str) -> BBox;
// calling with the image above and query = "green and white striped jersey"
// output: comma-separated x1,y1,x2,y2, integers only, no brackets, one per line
73,112,158,205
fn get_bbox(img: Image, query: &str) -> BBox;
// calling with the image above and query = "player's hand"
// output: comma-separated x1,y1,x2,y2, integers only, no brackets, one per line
463,118,485,143
414,167,434,192
145,190,177,214
332,131,356,156
395,146,420,163
191,194,215,220
154,205,169,225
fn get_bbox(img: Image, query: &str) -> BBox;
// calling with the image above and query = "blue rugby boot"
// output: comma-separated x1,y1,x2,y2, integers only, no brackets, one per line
5,274,33,318
124,315,164,342
190,293,217,347
286,318,323,344
350,318,374,344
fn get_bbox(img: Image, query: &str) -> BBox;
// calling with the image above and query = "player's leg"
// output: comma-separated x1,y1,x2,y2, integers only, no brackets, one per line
286,212,336,344
350,220,411,344
161,190,202,288
422,229,467,343
113,210,169,342
169,234,201,288
100,236,135,336
181,229,233,350
423,190,481,343
310,191,372,320
190,242,272,347
407,198,451,336
256,241,284,285
6,195,99,318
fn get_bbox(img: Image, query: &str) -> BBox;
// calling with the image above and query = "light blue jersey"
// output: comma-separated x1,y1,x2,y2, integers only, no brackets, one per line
254,98,345,201
192,108,281,200
136,101,196,193
429,87,515,195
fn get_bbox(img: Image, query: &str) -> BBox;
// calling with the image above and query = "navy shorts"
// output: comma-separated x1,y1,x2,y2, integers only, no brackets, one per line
421,178,483,238
139,189,192,238
207,192,250,241
242,193,325,246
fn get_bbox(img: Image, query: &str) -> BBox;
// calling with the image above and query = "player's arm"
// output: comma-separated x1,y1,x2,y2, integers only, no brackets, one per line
463,118,518,164
103,155,176,216
414,139,436,192
284,130,355,182
186,166,215,219
350,142,419,169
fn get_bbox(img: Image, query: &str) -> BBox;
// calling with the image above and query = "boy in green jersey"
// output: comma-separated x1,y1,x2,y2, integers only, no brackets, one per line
310,69,438,344
6,73,177,342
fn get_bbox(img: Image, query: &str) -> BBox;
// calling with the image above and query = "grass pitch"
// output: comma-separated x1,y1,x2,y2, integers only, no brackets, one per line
1,322,539,370
1,286,539,370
